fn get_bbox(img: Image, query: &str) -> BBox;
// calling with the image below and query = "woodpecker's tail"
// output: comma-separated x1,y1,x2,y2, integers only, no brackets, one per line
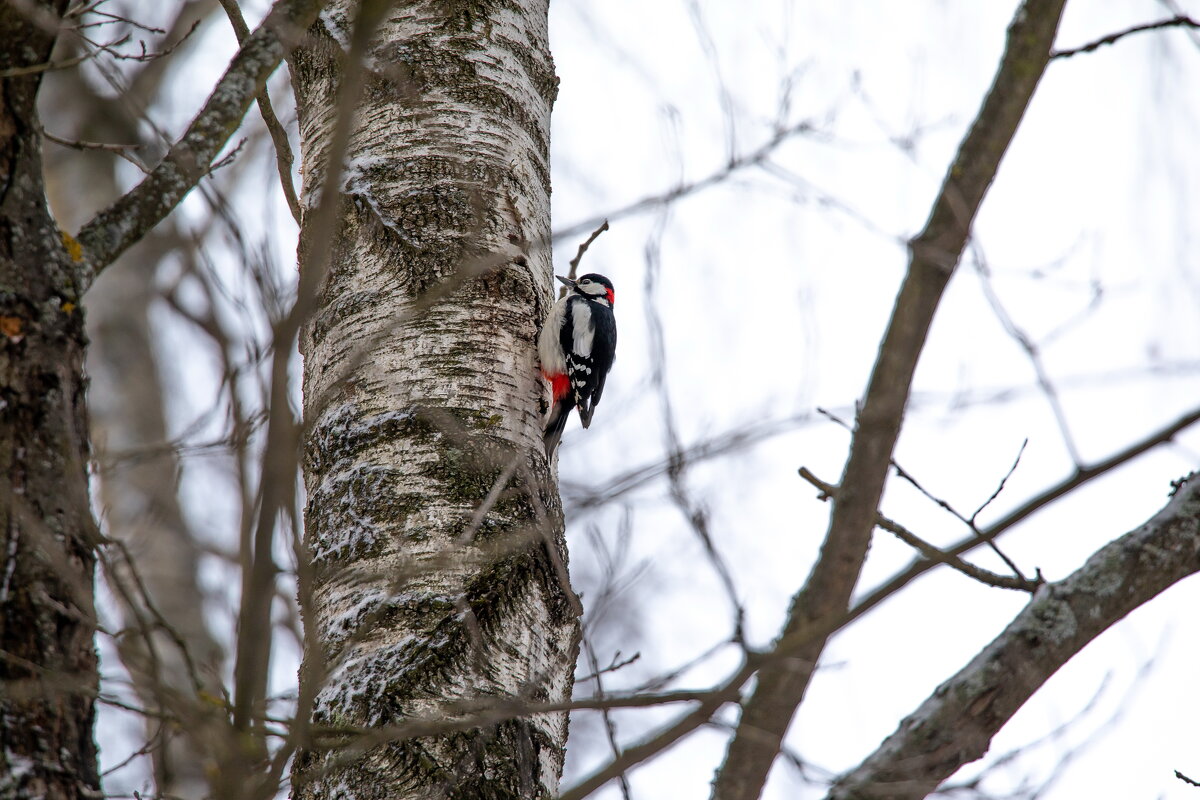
577,398,596,429
543,399,572,456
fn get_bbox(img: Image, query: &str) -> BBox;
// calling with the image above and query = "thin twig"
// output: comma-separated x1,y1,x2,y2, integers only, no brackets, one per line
893,459,1031,582
560,219,610,298
215,0,303,225
799,468,1039,592
973,245,1083,466
645,208,747,642
74,0,326,283
552,120,814,241
576,650,641,683
40,125,148,171
1051,15,1200,59
855,404,1200,617
582,637,632,800
456,456,521,544
0,51,92,78
970,438,1027,524
563,412,813,512
820,406,1032,582
1176,770,1200,788
73,19,201,66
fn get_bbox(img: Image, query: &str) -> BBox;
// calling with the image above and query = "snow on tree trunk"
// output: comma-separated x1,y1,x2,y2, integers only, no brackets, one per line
291,2,577,798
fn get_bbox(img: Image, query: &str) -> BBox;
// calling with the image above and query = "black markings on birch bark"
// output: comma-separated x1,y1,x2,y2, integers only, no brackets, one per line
293,2,577,797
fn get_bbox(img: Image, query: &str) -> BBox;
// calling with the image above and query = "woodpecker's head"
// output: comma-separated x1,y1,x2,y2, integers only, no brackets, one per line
557,273,615,305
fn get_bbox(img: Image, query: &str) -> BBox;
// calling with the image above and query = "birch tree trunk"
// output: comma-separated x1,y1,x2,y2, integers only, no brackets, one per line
292,2,578,798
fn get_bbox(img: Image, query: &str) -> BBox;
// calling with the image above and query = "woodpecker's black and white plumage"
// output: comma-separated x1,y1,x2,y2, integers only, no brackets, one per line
538,273,617,455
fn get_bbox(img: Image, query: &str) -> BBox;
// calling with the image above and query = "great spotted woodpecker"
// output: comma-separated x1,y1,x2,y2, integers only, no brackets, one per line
538,273,617,455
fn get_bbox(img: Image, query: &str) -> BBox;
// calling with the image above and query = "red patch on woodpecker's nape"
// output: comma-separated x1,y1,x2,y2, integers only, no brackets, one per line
544,372,570,402
606,288,615,304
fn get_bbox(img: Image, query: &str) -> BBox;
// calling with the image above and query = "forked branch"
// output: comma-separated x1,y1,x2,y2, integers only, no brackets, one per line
74,0,326,287
828,474,1200,799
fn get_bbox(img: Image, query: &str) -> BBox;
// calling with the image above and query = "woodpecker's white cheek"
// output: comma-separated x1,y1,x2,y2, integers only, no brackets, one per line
572,302,595,357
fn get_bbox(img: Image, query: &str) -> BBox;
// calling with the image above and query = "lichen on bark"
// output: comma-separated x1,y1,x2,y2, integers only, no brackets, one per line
0,2,101,797
292,2,576,798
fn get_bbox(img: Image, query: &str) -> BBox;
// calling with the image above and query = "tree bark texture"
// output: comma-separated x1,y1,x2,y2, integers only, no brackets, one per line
292,2,577,799
0,2,101,797
711,2,1068,798
828,473,1200,799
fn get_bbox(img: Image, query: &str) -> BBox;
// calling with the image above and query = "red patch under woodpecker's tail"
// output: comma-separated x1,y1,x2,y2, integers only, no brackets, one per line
544,371,570,403
542,371,573,456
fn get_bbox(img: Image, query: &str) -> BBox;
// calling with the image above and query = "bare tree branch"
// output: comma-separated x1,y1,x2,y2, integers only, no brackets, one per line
973,247,1082,466
1176,770,1200,788
820,406,1034,581
711,3,1069,798
560,219,609,298
551,120,814,241
73,0,325,285
215,0,302,224
970,439,1027,525
563,412,815,513
798,468,1039,592
559,660,755,800
1051,15,1200,59
859,404,1200,615
581,637,633,800
233,0,390,772
827,473,1200,799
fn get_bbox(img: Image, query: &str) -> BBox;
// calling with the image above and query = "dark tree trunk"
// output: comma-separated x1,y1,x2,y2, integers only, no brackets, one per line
0,2,101,797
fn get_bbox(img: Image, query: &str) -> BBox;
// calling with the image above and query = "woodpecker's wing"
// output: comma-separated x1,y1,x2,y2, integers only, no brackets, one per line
584,301,616,417
567,298,615,428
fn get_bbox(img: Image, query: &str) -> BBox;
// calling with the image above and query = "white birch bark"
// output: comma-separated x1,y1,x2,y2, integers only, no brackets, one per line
292,2,577,798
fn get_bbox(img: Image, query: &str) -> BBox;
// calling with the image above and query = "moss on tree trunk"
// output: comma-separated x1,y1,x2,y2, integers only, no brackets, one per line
293,2,578,798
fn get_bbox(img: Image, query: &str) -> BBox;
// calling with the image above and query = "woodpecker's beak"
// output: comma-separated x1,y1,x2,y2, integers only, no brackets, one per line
555,275,576,289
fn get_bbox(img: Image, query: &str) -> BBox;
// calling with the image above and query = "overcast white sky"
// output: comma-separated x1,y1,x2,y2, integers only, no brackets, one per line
547,1,1200,798
81,1,1200,797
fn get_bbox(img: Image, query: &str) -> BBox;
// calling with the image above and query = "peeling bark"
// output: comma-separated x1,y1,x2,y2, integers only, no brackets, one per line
828,474,1200,800
0,2,101,797
293,2,577,799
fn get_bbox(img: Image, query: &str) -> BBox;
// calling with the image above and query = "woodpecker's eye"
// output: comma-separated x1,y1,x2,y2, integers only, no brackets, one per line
579,278,591,284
